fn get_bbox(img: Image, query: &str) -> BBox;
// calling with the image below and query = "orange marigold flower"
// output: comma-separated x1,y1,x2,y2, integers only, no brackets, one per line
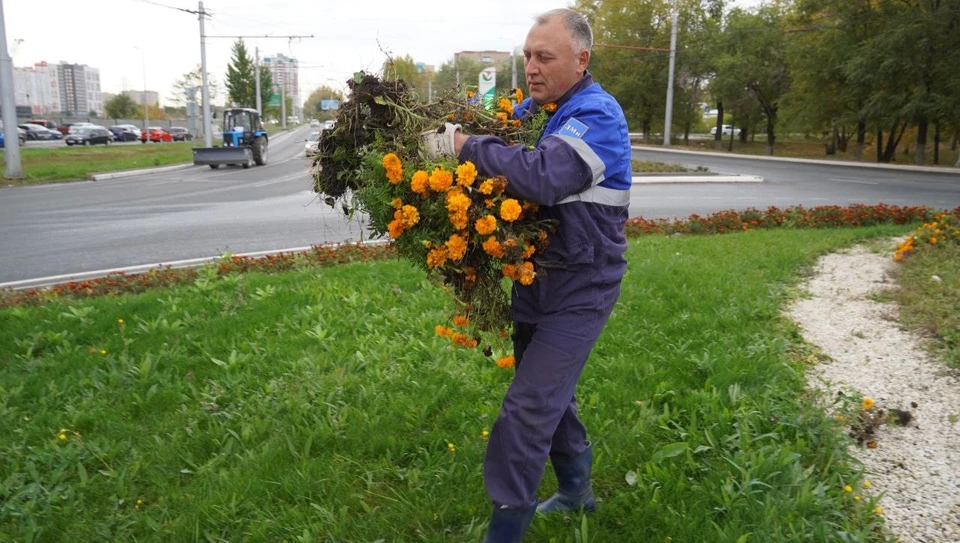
446,191,472,230
453,315,469,327
500,199,522,222
543,102,557,112
498,97,514,115
496,355,515,369
392,198,403,209
478,179,495,195
429,167,454,192
446,233,468,261
382,153,404,185
411,170,429,195
514,88,523,103
502,263,518,279
483,236,505,258
485,199,495,208
475,215,497,235
495,112,508,125
522,244,536,258
456,161,478,187
519,268,535,286
465,267,477,283
427,246,449,268
930,237,937,244
400,205,420,228
387,219,405,238
511,120,522,127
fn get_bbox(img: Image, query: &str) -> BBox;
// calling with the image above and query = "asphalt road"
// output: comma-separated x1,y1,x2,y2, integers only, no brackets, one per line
1,130,959,286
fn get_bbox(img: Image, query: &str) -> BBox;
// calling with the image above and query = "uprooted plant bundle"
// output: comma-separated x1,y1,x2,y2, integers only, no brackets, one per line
310,72,556,361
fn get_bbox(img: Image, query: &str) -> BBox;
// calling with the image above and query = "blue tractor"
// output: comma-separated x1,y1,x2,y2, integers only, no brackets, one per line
192,108,268,169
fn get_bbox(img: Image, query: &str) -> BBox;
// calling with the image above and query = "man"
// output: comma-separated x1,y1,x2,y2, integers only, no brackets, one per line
425,8,631,542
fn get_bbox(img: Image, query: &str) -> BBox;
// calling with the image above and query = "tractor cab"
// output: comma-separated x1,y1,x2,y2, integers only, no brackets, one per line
223,108,262,147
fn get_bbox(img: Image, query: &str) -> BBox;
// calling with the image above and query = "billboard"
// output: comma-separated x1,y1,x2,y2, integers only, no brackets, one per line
479,67,496,109
321,100,340,111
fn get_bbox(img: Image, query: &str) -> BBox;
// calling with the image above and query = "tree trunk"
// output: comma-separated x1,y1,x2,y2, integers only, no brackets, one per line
715,101,724,150
727,124,735,152
881,120,907,163
643,119,651,144
766,117,776,156
933,121,940,165
877,128,883,163
838,125,849,152
854,120,866,161
951,126,958,152
915,118,928,165
683,121,690,146
739,127,748,143
825,124,837,155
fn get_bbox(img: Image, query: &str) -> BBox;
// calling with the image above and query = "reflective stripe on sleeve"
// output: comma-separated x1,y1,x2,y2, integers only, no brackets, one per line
557,185,631,206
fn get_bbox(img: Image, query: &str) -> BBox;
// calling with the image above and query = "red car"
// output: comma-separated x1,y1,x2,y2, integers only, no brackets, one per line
141,127,173,143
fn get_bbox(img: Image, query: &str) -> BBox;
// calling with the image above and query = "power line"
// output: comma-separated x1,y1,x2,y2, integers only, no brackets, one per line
131,0,205,16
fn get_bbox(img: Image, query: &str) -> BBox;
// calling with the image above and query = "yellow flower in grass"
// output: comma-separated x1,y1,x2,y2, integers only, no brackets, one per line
427,246,449,268
483,236,505,258
864,481,872,488
447,442,456,453
482,428,490,438
500,199,522,222
496,355,516,369
456,161,478,187
411,170,429,195
844,485,852,493
429,167,454,192
875,507,883,515
382,153,404,185
861,397,875,410
446,234,468,261
475,215,497,236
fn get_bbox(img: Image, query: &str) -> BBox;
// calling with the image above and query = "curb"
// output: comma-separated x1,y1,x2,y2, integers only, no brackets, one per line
90,163,194,181
632,174,763,184
631,145,960,176
0,240,390,291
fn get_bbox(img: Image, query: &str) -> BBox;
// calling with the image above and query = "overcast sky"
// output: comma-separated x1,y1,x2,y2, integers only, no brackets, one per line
5,0,762,106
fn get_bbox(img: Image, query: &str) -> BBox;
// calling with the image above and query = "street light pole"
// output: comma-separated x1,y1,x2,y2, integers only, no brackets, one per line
0,0,23,178
198,1,213,148
134,46,148,129
255,46,262,117
663,2,679,147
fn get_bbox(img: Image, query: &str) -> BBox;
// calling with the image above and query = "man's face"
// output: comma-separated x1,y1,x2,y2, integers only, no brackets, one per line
523,16,589,104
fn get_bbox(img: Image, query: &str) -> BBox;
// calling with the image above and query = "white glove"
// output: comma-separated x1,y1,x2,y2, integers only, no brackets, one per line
421,123,461,159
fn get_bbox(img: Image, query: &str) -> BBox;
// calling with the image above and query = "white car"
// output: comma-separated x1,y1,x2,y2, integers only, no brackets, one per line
710,124,741,136
305,131,320,157
322,120,336,131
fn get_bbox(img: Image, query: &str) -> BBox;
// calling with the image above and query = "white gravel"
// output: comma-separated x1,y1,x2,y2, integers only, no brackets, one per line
786,242,960,542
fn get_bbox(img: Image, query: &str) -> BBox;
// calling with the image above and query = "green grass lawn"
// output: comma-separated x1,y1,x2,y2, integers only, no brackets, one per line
0,227,917,541
0,143,194,185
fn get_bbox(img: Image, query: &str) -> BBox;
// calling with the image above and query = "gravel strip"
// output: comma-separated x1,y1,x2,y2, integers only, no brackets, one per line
786,243,960,542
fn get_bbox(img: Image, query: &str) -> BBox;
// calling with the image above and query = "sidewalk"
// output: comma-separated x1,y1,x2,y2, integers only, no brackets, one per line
632,144,960,176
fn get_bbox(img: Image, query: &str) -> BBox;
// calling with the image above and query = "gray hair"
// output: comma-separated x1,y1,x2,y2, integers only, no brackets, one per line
535,9,593,53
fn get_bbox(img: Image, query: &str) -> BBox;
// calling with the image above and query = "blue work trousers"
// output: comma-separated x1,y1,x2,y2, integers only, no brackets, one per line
483,314,610,507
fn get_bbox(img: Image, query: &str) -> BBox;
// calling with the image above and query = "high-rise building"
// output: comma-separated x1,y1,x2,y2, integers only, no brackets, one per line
56,62,102,115
263,53,299,113
122,90,159,106
12,62,61,115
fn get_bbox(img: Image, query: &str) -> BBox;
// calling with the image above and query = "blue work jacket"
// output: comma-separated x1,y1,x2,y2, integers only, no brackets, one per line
458,72,631,323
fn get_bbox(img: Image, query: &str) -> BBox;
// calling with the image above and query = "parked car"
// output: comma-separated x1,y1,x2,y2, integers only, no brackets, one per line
710,124,741,136
304,131,321,157
64,122,97,135
166,127,193,141
109,126,140,141
114,124,142,139
65,127,114,146
141,127,173,143
29,119,59,131
0,130,27,148
19,123,56,140
0,122,27,146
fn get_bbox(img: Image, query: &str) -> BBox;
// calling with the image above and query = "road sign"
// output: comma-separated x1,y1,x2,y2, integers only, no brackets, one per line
479,67,496,109
268,93,281,107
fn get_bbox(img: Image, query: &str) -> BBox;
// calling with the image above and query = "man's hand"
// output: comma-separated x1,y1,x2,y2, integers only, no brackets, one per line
421,123,462,159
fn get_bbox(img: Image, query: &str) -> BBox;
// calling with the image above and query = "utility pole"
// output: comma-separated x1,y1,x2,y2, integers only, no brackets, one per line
0,0,23,178
511,46,517,90
663,3,678,147
255,46,262,116
198,1,213,147
281,81,286,129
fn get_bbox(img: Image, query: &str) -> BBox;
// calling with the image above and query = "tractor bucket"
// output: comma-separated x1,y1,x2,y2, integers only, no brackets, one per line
192,147,253,167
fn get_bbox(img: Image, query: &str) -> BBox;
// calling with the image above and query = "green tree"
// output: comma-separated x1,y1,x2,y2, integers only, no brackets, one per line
225,39,263,108
383,54,435,102
104,94,139,119
712,5,791,155
171,65,221,107
303,85,343,119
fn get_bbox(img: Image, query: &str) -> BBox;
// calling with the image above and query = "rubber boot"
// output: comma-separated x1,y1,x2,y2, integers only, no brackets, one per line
536,444,596,514
483,502,537,543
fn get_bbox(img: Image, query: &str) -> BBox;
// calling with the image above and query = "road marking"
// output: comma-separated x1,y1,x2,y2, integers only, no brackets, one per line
829,177,879,185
